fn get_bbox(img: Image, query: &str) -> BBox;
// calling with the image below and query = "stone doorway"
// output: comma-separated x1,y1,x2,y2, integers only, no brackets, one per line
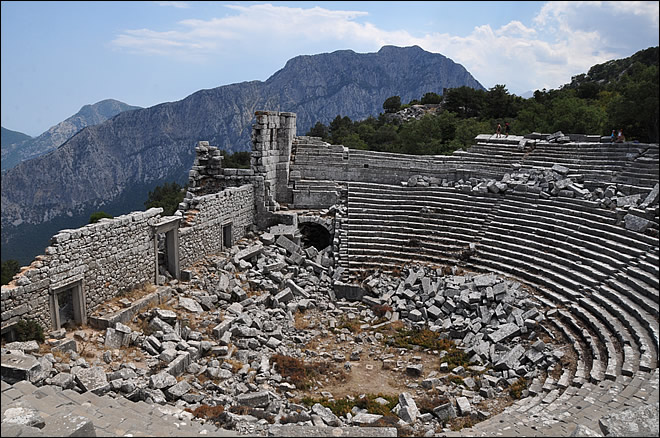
50,280,86,330
152,217,181,285
222,222,233,249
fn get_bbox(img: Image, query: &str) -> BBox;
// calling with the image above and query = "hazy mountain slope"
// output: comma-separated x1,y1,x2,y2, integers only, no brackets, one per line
1,127,32,150
1,99,141,171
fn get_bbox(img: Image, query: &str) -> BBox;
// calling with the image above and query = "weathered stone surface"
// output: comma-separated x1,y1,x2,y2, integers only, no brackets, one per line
1,350,42,383
178,297,203,313
570,424,604,437
433,402,457,421
165,380,192,400
2,402,46,428
4,341,40,353
236,390,272,408
488,322,520,344
456,396,472,416
495,344,526,370
268,425,397,437
398,392,420,423
623,214,652,232
41,413,97,437
150,371,177,389
598,404,659,437
311,403,340,426
74,367,109,394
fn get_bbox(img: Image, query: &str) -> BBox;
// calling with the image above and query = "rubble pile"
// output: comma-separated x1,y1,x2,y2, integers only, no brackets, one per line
1,227,571,436
407,167,659,234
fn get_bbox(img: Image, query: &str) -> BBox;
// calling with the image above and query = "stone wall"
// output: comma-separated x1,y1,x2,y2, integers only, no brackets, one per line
289,137,466,208
179,184,255,269
1,208,162,332
251,111,296,210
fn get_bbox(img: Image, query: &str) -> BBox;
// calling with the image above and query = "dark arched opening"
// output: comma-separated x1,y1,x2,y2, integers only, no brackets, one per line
298,222,331,251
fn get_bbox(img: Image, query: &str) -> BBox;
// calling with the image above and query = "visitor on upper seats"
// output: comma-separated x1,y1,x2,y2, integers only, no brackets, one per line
610,130,616,142
616,129,625,143
505,122,510,138
495,123,502,138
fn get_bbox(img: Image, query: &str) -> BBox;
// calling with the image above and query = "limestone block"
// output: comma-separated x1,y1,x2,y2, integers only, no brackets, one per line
1,350,43,383
5,341,40,353
311,403,340,426
150,370,177,389
488,322,520,344
165,380,192,400
74,367,109,394
236,390,272,408
624,214,652,232
456,396,472,416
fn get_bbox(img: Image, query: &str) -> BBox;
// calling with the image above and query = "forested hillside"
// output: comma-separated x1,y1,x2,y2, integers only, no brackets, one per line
307,47,659,154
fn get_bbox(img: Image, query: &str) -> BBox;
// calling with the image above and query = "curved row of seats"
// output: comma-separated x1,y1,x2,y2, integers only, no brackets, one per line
339,176,658,434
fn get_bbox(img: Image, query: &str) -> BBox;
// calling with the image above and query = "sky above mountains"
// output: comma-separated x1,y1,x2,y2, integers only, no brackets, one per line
2,1,658,137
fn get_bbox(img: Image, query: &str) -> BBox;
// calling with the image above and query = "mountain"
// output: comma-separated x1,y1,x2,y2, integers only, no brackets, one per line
1,99,141,171
1,45,484,264
1,127,32,150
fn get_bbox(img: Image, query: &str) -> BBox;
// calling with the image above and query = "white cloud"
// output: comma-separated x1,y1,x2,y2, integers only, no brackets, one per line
156,1,190,9
111,2,659,94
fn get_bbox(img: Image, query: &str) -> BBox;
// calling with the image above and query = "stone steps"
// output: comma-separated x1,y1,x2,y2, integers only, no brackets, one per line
452,371,659,437
476,239,599,292
569,304,621,380
1,380,235,437
549,317,588,386
556,310,606,384
588,287,657,370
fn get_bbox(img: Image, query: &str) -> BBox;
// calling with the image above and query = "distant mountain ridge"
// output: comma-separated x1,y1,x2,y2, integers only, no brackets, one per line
1,99,141,171
1,127,32,150
1,45,484,264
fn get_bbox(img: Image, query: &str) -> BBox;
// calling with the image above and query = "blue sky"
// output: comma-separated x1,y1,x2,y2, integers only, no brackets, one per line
2,1,658,137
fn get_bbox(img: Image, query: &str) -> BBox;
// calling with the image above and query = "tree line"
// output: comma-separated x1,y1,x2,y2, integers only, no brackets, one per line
306,46,659,155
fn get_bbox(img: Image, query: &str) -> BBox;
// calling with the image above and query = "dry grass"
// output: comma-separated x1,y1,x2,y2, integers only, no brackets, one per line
294,312,311,330
186,404,224,421
272,354,347,390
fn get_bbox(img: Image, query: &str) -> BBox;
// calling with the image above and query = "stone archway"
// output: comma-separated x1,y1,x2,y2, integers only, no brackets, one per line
297,216,334,251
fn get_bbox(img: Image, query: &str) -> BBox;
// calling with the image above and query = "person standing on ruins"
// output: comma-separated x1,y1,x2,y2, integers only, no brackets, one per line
495,123,502,138
505,122,510,137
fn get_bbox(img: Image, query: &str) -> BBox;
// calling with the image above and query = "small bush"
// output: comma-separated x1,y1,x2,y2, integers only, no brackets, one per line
443,349,471,369
447,374,465,386
509,377,528,399
372,304,393,318
355,394,398,416
89,211,113,224
186,404,224,421
272,354,345,390
15,319,45,343
389,326,454,351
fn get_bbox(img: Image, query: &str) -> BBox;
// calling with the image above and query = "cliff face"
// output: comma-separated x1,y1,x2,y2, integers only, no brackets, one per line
1,99,141,171
1,46,484,262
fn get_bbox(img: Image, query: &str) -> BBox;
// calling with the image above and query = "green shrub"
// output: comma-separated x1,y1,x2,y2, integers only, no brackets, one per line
1,259,21,285
89,211,113,224
15,319,45,343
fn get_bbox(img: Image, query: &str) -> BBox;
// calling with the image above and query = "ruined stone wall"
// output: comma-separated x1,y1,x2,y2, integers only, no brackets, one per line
251,111,296,210
1,208,162,332
288,139,465,208
179,184,255,269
